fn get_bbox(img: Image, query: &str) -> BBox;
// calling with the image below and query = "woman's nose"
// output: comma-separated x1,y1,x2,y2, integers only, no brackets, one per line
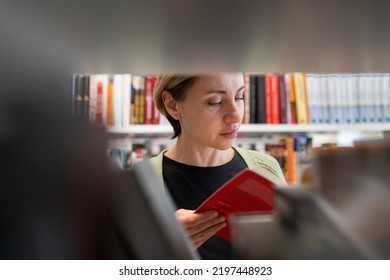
224,100,243,123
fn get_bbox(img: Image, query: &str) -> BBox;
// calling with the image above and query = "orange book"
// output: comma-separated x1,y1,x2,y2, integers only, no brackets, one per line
106,80,113,126
243,74,251,124
284,137,297,184
195,167,287,241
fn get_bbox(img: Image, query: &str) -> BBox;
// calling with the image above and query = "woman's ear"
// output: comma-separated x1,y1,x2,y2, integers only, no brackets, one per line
162,90,180,119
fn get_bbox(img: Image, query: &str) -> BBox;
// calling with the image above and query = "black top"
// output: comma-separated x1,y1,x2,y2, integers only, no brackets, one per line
162,150,247,260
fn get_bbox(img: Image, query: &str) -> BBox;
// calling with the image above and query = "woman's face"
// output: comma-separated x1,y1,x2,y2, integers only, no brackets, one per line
177,73,245,150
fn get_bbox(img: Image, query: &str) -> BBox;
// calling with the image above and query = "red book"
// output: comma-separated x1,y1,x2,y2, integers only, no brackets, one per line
144,75,154,124
195,167,287,241
265,74,273,124
270,74,280,124
96,82,103,125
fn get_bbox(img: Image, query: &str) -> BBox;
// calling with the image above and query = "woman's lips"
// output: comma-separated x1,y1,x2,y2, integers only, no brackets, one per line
220,129,238,139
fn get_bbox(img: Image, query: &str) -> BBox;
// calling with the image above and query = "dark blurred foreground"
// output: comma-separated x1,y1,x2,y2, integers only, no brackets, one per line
231,139,390,260
0,94,196,259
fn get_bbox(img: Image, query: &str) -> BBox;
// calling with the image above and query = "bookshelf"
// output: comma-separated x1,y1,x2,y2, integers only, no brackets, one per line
107,123,390,137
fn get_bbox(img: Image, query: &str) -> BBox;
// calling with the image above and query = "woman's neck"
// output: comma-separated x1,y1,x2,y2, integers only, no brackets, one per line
164,139,235,167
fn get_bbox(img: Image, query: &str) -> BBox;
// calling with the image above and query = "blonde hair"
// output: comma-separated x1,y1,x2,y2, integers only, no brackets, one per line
153,74,198,138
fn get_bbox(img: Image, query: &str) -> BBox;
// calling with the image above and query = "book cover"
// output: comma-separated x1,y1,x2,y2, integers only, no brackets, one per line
195,167,287,242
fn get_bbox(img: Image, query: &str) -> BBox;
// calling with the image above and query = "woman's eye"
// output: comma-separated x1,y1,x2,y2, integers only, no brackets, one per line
235,96,244,102
208,101,222,107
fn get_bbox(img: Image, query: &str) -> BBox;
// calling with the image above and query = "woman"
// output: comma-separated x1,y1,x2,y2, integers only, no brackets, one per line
149,73,286,259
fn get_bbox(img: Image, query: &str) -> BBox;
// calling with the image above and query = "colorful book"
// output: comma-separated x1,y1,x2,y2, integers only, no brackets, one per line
195,167,287,241
293,73,310,124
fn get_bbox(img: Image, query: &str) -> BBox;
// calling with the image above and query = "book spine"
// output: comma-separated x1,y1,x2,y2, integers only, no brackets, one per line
265,74,272,124
82,75,90,122
284,74,293,124
305,74,317,124
278,74,288,124
106,78,113,126
89,75,97,124
270,74,280,124
100,74,109,125
319,74,330,123
335,74,345,124
113,74,123,127
357,74,369,123
144,75,153,124
256,74,266,124
249,75,257,123
373,73,383,123
96,81,103,125
122,74,132,128
71,74,82,119
243,74,251,124
381,73,390,123
151,75,160,124
294,73,309,124
287,73,297,124
284,136,296,185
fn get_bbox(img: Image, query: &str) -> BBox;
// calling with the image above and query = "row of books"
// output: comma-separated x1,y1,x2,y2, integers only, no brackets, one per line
72,72,390,127
71,74,165,127
245,73,390,125
265,136,312,185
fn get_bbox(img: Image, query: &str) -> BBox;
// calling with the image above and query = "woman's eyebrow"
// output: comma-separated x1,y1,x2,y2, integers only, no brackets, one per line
206,85,245,94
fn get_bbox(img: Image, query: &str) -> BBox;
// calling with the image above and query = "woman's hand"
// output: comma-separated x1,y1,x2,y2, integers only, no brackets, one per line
175,208,226,249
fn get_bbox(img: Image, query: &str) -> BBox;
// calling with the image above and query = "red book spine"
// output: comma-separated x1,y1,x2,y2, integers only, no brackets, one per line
96,82,103,125
265,74,272,124
143,75,153,124
270,74,280,124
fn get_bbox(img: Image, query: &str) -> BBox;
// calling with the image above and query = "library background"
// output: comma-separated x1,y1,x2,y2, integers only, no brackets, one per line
1,1,390,260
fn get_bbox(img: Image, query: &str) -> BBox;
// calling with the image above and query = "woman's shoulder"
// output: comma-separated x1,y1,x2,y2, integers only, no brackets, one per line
233,146,285,181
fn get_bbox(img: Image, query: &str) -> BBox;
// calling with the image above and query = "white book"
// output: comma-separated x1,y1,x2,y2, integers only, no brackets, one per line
357,74,369,123
326,74,340,124
373,73,383,123
305,74,317,124
319,74,330,123
88,74,97,124
366,74,376,123
381,73,390,123
122,74,132,128
113,74,123,127
334,74,345,124
346,74,359,124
